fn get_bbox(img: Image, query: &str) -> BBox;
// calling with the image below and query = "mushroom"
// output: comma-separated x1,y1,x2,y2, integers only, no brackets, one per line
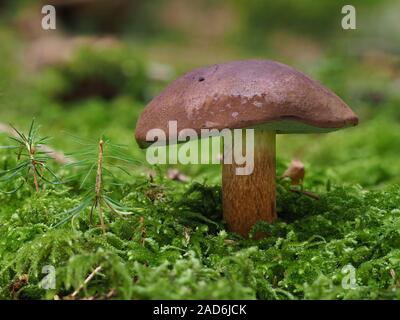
135,60,358,237
282,159,305,186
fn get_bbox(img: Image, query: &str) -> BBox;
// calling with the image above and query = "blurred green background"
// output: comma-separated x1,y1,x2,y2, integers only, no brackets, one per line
1,0,400,187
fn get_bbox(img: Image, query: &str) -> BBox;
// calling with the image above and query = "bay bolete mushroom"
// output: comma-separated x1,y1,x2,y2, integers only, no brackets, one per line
135,60,358,237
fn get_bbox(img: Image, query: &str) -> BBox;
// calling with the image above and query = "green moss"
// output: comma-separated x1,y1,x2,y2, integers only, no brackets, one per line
1,164,400,299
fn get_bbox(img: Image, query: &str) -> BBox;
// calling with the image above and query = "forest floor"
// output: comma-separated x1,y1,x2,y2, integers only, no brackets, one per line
1,27,400,299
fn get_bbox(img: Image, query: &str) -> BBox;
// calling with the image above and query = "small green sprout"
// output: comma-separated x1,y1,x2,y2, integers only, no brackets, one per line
55,136,138,232
0,120,60,193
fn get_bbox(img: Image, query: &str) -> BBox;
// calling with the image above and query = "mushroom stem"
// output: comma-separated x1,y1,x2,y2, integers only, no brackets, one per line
222,129,277,237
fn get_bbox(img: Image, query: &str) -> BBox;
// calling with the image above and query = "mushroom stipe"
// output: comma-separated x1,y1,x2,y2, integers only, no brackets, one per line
135,60,359,238
223,129,277,236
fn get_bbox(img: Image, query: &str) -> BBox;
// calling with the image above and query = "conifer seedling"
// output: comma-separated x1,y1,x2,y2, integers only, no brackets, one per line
0,119,60,193
55,137,137,232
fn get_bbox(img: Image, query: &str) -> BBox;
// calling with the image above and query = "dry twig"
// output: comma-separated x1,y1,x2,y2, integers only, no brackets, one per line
70,266,103,299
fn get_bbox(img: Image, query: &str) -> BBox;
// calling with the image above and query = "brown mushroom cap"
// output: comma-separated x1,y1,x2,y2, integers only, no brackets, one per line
135,60,358,148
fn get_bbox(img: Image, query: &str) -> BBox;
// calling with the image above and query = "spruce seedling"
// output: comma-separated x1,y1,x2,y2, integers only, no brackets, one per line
56,137,136,232
0,120,60,193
